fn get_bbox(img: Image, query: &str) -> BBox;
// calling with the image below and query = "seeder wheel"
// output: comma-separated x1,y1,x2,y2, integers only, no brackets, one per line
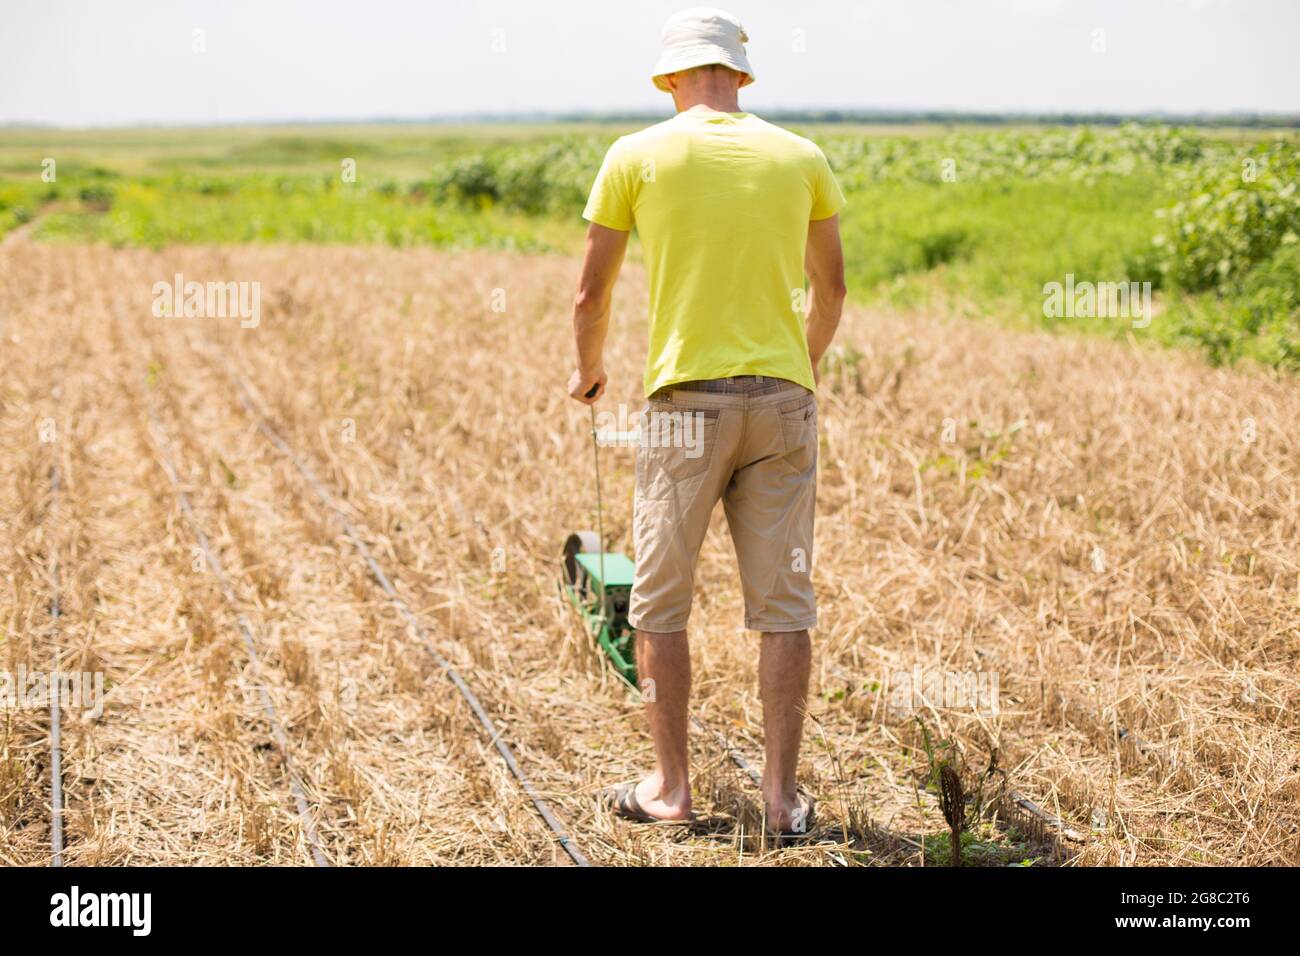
561,530,602,587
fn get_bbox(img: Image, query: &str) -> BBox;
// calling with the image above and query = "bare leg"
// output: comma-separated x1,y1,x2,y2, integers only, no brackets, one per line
759,629,811,830
631,628,692,820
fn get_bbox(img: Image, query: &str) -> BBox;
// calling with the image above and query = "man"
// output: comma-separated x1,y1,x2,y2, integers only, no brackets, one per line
567,7,847,835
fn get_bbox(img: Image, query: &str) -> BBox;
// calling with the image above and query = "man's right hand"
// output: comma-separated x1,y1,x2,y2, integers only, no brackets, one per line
568,366,607,404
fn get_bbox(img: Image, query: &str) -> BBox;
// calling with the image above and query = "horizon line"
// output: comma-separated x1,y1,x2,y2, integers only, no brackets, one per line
5,106,1299,132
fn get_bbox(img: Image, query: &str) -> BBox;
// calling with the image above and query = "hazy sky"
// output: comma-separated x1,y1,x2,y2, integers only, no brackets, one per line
3,0,1298,126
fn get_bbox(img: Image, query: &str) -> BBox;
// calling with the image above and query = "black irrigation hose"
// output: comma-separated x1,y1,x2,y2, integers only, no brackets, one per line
144,398,331,867
1004,790,1088,844
221,363,591,868
690,716,764,790
47,464,64,867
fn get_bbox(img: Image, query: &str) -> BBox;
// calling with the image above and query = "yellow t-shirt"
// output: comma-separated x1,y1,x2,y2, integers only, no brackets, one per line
583,106,847,397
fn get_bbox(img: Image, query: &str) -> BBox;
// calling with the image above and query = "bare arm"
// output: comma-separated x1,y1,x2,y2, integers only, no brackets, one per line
804,214,847,385
568,222,630,404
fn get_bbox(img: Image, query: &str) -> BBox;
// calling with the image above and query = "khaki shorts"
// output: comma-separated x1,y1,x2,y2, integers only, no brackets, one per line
630,375,817,633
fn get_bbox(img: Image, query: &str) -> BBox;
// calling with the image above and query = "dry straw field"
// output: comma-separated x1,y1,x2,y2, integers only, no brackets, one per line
1,236,1297,866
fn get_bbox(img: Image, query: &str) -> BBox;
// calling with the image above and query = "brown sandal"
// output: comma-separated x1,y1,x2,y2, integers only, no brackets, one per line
603,782,694,825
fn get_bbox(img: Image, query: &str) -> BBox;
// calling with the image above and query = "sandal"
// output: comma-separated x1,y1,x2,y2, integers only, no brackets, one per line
603,782,693,825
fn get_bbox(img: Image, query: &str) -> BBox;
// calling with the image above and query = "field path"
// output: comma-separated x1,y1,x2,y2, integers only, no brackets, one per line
1,240,1295,865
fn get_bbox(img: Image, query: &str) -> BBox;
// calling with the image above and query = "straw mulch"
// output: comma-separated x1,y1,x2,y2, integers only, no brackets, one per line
1,240,1295,865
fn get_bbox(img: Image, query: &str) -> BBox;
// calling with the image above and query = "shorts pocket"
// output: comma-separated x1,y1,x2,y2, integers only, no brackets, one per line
778,398,817,475
638,403,720,495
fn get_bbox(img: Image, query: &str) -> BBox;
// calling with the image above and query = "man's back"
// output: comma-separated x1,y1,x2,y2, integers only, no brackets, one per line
570,7,847,835
584,106,845,396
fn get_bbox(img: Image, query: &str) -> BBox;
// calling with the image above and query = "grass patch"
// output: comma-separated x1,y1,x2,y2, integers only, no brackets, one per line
922,824,1041,867
32,173,566,251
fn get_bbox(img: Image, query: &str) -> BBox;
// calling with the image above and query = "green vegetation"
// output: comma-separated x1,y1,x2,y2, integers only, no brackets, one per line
818,125,1297,367
33,172,558,252
0,178,52,234
0,122,1294,368
921,825,1040,867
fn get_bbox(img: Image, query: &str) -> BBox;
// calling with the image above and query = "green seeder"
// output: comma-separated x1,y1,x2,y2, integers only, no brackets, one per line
561,531,637,685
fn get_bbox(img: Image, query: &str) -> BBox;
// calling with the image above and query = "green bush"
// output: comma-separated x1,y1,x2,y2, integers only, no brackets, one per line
78,183,115,206
1153,140,1300,293
916,227,971,269
1164,244,1300,368
423,138,607,215
428,155,500,206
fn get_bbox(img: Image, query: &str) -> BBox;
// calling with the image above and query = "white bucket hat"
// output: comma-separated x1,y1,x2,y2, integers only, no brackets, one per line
651,7,755,92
